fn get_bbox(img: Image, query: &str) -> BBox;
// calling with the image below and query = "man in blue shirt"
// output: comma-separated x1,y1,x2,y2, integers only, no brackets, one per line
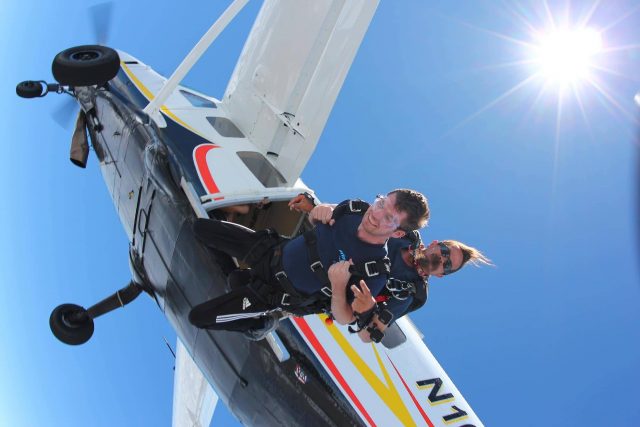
288,194,490,342
189,189,429,332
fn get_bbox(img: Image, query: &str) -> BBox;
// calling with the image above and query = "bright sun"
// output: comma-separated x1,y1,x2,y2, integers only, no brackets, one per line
445,2,638,139
533,27,603,85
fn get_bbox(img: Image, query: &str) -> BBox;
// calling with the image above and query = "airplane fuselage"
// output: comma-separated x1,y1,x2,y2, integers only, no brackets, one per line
82,66,363,426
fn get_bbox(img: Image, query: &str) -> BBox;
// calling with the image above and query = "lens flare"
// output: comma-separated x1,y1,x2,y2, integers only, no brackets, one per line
534,28,603,85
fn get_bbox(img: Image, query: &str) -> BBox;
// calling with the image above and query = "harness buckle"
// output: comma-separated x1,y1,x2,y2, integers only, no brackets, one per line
349,200,362,213
364,261,379,277
275,271,288,282
320,287,332,297
280,293,291,306
310,260,324,272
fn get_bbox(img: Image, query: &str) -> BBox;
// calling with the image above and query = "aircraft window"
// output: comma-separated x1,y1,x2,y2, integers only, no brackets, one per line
237,151,287,188
179,90,217,108
206,117,244,138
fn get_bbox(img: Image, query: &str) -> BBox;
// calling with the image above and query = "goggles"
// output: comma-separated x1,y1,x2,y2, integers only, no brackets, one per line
371,195,402,229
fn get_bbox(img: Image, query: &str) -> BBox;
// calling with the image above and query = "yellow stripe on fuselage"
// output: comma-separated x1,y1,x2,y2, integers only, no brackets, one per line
320,314,416,426
120,61,207,139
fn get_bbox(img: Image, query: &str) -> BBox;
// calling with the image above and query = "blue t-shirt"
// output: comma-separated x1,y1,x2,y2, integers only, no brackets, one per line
281,203,388,300
385,237,427,322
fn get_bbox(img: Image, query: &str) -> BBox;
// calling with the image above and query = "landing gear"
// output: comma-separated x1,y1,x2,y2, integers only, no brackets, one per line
15,80,64,99
52,45,120,87
50,281,143,345
49,303,94,345
16,80,46,98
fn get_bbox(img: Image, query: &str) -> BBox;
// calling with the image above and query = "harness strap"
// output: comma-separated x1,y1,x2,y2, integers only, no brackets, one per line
349,258,391,278
330,199,370,222
302,229,333,296
269,245,333,313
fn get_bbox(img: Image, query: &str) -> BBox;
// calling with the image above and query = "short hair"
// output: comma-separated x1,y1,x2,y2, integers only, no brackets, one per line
441,240,493,273
389,189,429,231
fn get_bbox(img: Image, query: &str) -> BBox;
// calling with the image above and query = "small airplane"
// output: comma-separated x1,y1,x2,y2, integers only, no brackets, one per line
17,1,483,426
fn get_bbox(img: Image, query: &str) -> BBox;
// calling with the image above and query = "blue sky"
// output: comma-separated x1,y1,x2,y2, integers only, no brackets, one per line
2,1,639,426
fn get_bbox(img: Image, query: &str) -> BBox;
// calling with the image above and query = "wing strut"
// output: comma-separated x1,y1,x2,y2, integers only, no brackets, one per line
143,0,250,126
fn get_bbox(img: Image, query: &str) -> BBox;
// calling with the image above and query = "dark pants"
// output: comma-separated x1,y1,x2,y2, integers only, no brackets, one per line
189,285,273,331
189,218,284,331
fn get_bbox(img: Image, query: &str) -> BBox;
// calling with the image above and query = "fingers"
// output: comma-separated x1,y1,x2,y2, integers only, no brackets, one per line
351,284,362,296
359,279,371,295
288,195,304,211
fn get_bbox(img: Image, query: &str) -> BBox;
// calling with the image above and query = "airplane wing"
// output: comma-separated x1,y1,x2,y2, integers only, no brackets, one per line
172,339,218,427
290,315,484,426
222,0,379,183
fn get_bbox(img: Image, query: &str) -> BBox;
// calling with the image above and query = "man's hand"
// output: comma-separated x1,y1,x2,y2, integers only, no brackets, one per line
309,204,335,225
288,194,315,213
351,280,376,314
328,260,352,292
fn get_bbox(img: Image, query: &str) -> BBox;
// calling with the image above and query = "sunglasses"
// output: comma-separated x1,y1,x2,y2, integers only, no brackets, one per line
437,242,453,275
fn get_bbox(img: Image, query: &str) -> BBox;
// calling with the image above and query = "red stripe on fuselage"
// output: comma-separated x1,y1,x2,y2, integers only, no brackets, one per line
292,317,377,427
387,357,435,427
194,144,224,200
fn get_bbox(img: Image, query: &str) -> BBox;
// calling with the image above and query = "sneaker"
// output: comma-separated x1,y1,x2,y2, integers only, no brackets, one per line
242,312,280,341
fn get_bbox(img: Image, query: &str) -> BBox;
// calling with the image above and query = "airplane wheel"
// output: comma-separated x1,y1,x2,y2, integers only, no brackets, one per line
49,303,94,345
52,45,120,87
16,80,44,98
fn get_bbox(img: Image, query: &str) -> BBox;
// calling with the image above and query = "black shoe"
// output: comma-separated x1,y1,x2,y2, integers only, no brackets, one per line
242,313,280,341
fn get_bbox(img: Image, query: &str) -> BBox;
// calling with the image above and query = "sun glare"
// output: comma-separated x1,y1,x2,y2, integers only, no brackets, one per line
534,28,603,85
442,1,639,142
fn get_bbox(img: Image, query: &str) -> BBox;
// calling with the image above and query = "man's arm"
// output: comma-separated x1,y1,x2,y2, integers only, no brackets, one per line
328,260,356,324
288,195,338,225
308,204,337,225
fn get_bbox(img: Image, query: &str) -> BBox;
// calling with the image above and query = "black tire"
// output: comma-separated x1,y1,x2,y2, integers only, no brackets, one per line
52,45,120,87
49,303,94,345
16,80,44,98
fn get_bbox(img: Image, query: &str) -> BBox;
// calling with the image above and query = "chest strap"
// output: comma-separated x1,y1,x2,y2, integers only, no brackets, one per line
348,258,391,279
302,228,391,294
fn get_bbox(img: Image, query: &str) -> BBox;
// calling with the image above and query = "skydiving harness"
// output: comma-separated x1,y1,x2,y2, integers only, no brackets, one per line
332,205,428,313
383,229,429,312
378,276,428,314
268,199,391,316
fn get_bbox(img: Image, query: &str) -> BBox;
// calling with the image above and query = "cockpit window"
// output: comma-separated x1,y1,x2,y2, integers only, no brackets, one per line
206,117,244,138
180,90,216,108
237,151,287,188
